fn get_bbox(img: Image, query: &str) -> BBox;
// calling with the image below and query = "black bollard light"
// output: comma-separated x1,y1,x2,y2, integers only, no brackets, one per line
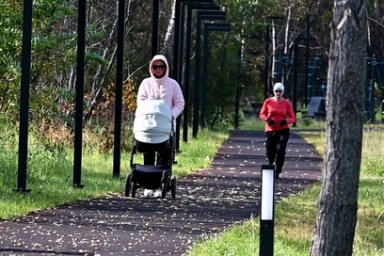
260,164,276,256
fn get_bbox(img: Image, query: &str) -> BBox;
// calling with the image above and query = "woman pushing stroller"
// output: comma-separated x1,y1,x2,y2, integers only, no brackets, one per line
134,54,184,198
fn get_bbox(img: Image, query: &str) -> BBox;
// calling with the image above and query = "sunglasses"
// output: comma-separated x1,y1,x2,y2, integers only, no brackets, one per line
152,64,166,70
274,90,283,93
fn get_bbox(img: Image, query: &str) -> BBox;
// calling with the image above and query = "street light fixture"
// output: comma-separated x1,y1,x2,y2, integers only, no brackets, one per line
200,23,230,128
193,10,227,137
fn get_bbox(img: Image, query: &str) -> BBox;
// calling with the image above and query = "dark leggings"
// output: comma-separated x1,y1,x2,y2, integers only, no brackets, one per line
265,128,290,174
136,140,170,168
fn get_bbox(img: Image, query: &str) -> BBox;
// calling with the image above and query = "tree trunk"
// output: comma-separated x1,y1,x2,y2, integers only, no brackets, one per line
283,6,291,84
271,20,277,84
310,1,367,256
163,0,176,56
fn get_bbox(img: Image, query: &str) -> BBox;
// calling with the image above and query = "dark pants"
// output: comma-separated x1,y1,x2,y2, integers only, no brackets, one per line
136,140,170,168
265,128,290,175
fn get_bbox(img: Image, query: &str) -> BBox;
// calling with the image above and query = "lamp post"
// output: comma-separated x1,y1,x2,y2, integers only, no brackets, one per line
182,2,219,142
73,0,87,188
292,37,299,116
152,0,160,56
304,14,311,107
16,0,33,193
201,23,230,127
172,0,215,152
112,0,126,178
193,10,226,137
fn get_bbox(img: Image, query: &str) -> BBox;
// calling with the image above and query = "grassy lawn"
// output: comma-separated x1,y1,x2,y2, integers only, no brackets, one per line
0,124,227,220
186,117,384,256
1,116,383,255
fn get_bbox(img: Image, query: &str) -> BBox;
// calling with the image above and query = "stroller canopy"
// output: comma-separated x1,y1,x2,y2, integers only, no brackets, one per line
133,100,172,144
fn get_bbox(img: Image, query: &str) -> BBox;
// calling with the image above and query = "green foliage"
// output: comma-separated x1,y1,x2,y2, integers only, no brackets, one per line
203,34,240,130
239,116,266,131
1,0,381,153
0,0,383,253
174,129,228,177
360,129,384,177
0,109,227,219
0,0,155,147
0,1,23,115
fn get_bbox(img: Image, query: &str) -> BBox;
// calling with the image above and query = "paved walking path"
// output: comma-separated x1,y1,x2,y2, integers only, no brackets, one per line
0,130,322,255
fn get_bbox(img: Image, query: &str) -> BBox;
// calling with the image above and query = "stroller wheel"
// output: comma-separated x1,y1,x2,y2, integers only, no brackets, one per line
131,180,137,198
125,174,132,197
171,176,176,199
161,182,167,198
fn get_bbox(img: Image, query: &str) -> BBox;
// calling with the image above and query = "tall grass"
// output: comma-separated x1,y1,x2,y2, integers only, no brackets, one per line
0,119,227,220
174,129,228,177
187,117,384,256
1,114,383,255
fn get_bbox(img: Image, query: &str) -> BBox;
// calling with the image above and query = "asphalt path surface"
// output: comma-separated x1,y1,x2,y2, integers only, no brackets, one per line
0,130,322,255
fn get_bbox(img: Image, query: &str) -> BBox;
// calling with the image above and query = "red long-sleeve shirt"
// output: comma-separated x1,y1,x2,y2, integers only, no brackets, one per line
259,97,296,132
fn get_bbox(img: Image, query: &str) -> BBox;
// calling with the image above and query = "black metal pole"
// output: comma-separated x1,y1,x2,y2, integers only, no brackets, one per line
177,2,189,145
173,0,214,80
173,0,181,152
304,14,310,106
382,99,384,124
234,45,241,129
185,5,219,140
292,38,298,116
193,13,203,137
182,4,193,142
370,56,376,123
202,24,209,128
200,24,230,128
180,2,217,142
364,55,370,120
113,0,125,178
173,0,180,78
193,11,226,137
381,59,384,123
177,2,188,145
152,0,159,56
264,21,269,100
173,0,215,150
73,0,87,188
16,0,33,193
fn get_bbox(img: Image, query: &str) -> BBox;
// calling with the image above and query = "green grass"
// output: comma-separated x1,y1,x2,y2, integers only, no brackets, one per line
1,115,383,255
174,129,228,177
0,126,227,220
186,117,384,256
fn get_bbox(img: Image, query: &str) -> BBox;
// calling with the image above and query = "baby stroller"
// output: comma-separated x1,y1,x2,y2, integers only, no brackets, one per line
125,100,176,199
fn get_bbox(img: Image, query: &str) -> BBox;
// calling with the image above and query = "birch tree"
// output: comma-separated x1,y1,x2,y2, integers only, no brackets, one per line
162,0,176,56
310,0,367,255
